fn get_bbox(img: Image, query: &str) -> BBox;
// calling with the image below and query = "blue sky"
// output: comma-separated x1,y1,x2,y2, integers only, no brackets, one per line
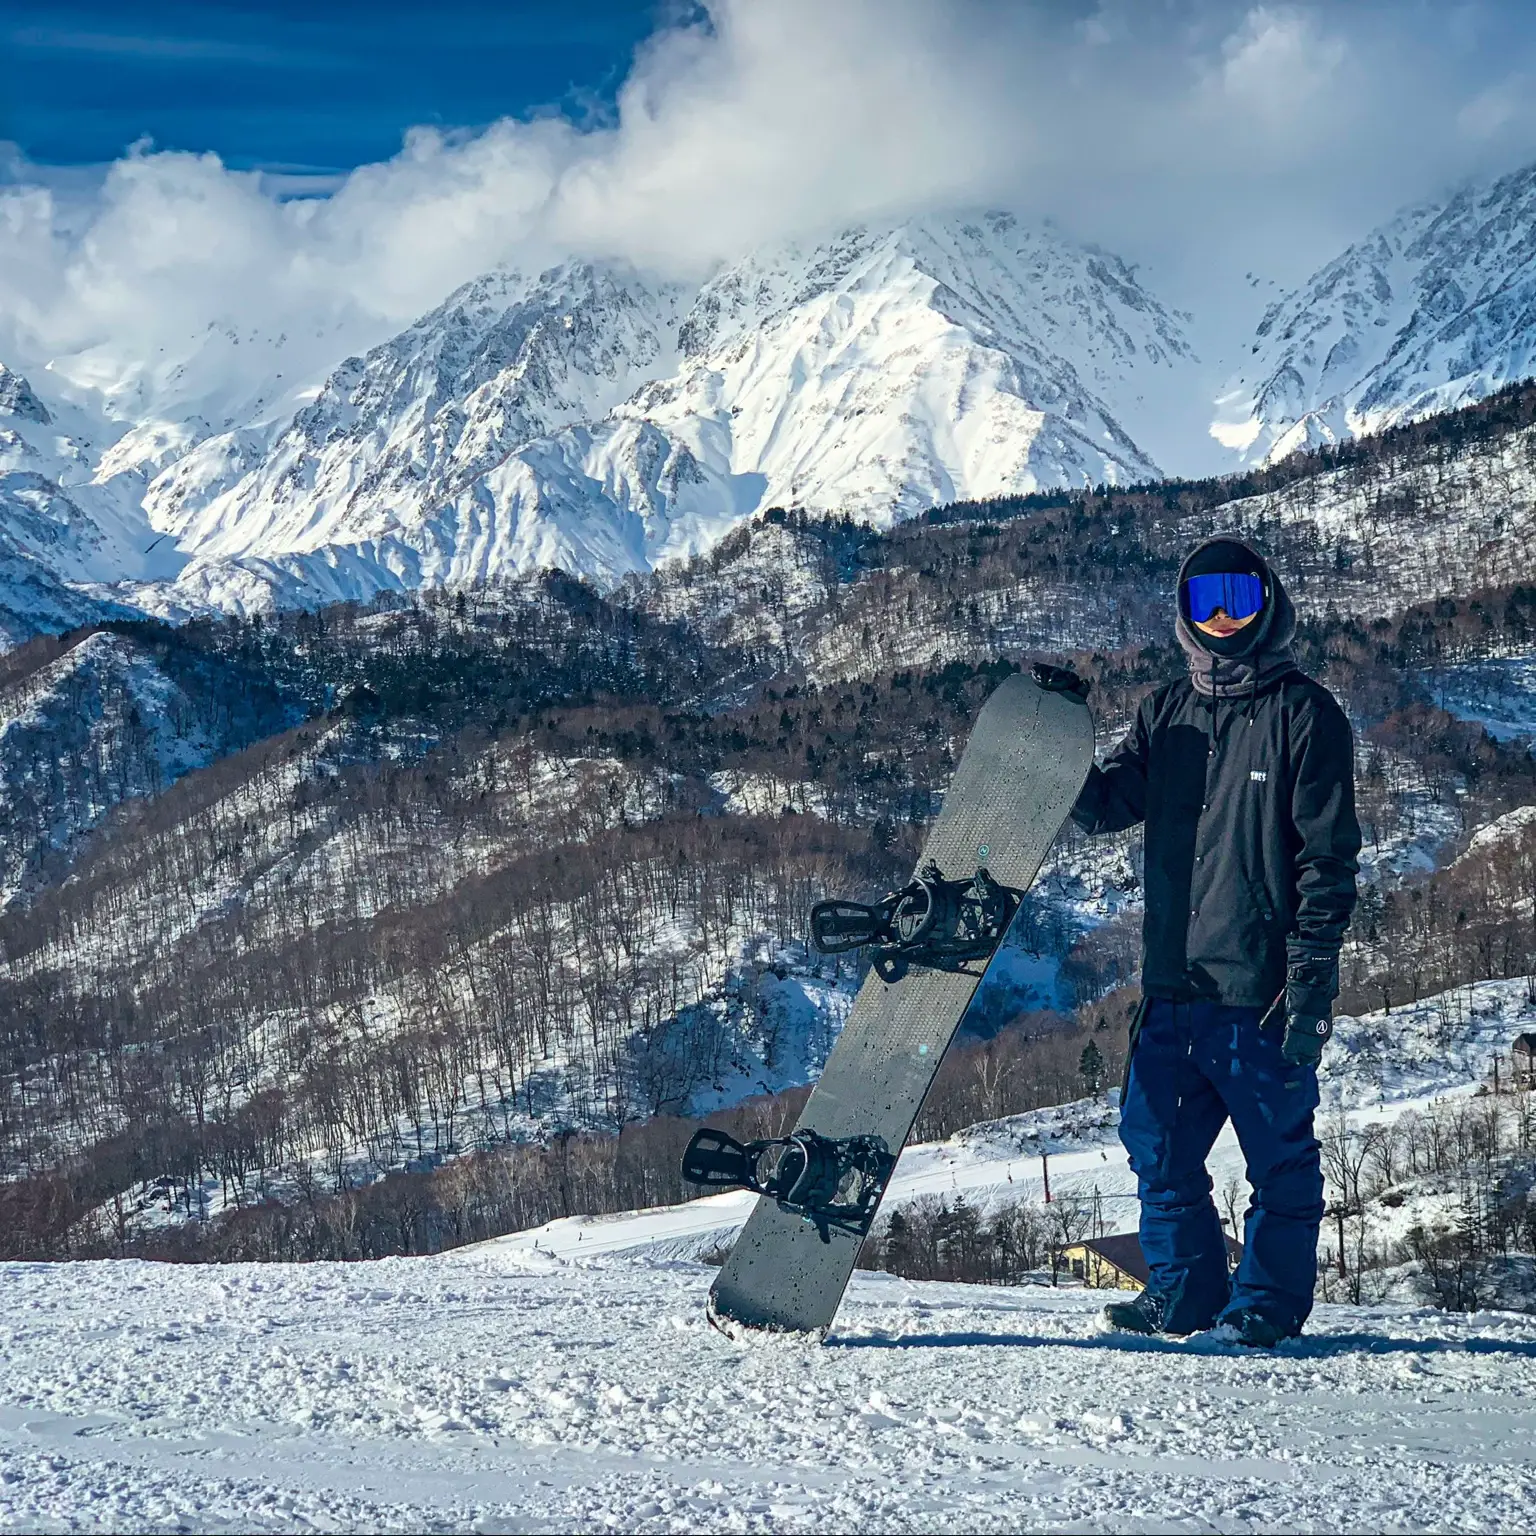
1,1,669,170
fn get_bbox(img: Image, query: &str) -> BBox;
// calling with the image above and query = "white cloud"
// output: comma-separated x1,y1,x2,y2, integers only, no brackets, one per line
1457,73,1536,142
1208,7,1348,127
2,0,1535,420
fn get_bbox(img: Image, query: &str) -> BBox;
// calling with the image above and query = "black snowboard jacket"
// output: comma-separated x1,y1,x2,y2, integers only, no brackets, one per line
1070,670,1362,1009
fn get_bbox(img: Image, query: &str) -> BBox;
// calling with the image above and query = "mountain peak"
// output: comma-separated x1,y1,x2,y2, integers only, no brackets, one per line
123,213,1197,612
1213,161,1536,462
0,364,52,426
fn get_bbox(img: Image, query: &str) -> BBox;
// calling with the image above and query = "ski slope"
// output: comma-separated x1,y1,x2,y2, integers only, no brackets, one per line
7,983,1536,1532
3,1244,1535,1533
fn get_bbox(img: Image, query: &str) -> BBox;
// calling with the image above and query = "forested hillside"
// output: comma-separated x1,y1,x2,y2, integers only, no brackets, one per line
3,384,1535,1263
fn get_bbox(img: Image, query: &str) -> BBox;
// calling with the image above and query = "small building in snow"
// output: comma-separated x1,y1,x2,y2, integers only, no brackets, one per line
1513,1032,1536,1091
1058,1230,1244,1291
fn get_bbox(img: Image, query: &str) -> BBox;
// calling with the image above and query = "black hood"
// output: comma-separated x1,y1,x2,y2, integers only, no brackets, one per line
1174,536,1298,698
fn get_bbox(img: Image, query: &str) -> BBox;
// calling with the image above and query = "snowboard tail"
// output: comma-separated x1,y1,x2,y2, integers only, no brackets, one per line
699,668,1095,1338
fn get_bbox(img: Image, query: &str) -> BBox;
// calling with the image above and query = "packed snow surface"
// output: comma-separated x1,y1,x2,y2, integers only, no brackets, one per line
4,1249,1535,1534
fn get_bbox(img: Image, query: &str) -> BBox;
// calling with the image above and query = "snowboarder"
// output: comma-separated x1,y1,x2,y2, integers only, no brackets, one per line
1070,536,1360,1347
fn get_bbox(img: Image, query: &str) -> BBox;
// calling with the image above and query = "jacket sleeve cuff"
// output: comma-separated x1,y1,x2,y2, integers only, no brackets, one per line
1286,936,1339,966
1286,937,1339,1014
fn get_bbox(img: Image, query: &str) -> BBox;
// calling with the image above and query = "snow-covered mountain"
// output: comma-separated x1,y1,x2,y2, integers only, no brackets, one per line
1213,162,1536,463
140,263,694,609
0,626,297,902
131,213,1195,609
613,213,1193,525
0,362,190,642
9,167,1536,633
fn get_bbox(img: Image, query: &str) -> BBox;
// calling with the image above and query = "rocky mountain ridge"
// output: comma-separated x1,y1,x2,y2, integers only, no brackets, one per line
6,166,1536,638
1214,161,1536,463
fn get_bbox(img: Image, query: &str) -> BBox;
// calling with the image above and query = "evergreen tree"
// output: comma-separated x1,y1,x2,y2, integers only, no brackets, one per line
1079,1039,1106,1094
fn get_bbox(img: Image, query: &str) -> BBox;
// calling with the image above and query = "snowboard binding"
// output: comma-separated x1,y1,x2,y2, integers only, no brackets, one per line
681,1126,895,1242
808,860,1020,982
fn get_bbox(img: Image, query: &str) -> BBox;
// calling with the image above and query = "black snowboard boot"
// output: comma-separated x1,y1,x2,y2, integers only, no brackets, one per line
1100,1289,1170,1336
1220,1308,1289,1349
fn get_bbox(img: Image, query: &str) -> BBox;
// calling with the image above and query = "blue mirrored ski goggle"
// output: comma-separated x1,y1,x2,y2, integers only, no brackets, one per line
1183,571,1266,623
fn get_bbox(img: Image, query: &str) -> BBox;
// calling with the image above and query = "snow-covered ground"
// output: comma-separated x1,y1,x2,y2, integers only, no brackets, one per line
5,1246,1536,1533
7,978,1535,1532
1434,656,1536,746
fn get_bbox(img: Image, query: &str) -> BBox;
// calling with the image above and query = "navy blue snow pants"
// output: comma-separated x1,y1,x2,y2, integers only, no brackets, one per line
1119,998,1325,1336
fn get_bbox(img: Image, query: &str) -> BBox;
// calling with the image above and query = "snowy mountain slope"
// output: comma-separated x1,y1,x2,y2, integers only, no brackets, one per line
1,294,398,623
1459,803,1536,863
129,214,1195,609
1215,163,1536,463
38,275,387,487
1322,975,1536,1107
3,398,1531,1231
0,363,193,584
1198,417,1536,614
15,172,1536,626
1434,654,1536,744
140,263,692,605
598,214,1193,538
11,163,1536,634
0,362,185,639
0,539,111,651
0,628,299,904
625,395,1536,697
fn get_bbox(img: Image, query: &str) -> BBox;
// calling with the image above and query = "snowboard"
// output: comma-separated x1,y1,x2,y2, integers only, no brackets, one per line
698,666,1095,1338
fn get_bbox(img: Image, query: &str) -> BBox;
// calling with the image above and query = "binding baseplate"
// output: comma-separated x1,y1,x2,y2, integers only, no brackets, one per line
681,1126,895,1242
808,860,1020,982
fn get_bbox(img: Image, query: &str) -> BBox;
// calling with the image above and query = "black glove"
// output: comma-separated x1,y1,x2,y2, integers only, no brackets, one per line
1281,938,1339,1067
1032,662,1089,700
1282,1012,1332,1066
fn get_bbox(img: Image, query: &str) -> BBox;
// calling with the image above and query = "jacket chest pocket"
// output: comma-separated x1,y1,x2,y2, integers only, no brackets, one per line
1215,725,1282,814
